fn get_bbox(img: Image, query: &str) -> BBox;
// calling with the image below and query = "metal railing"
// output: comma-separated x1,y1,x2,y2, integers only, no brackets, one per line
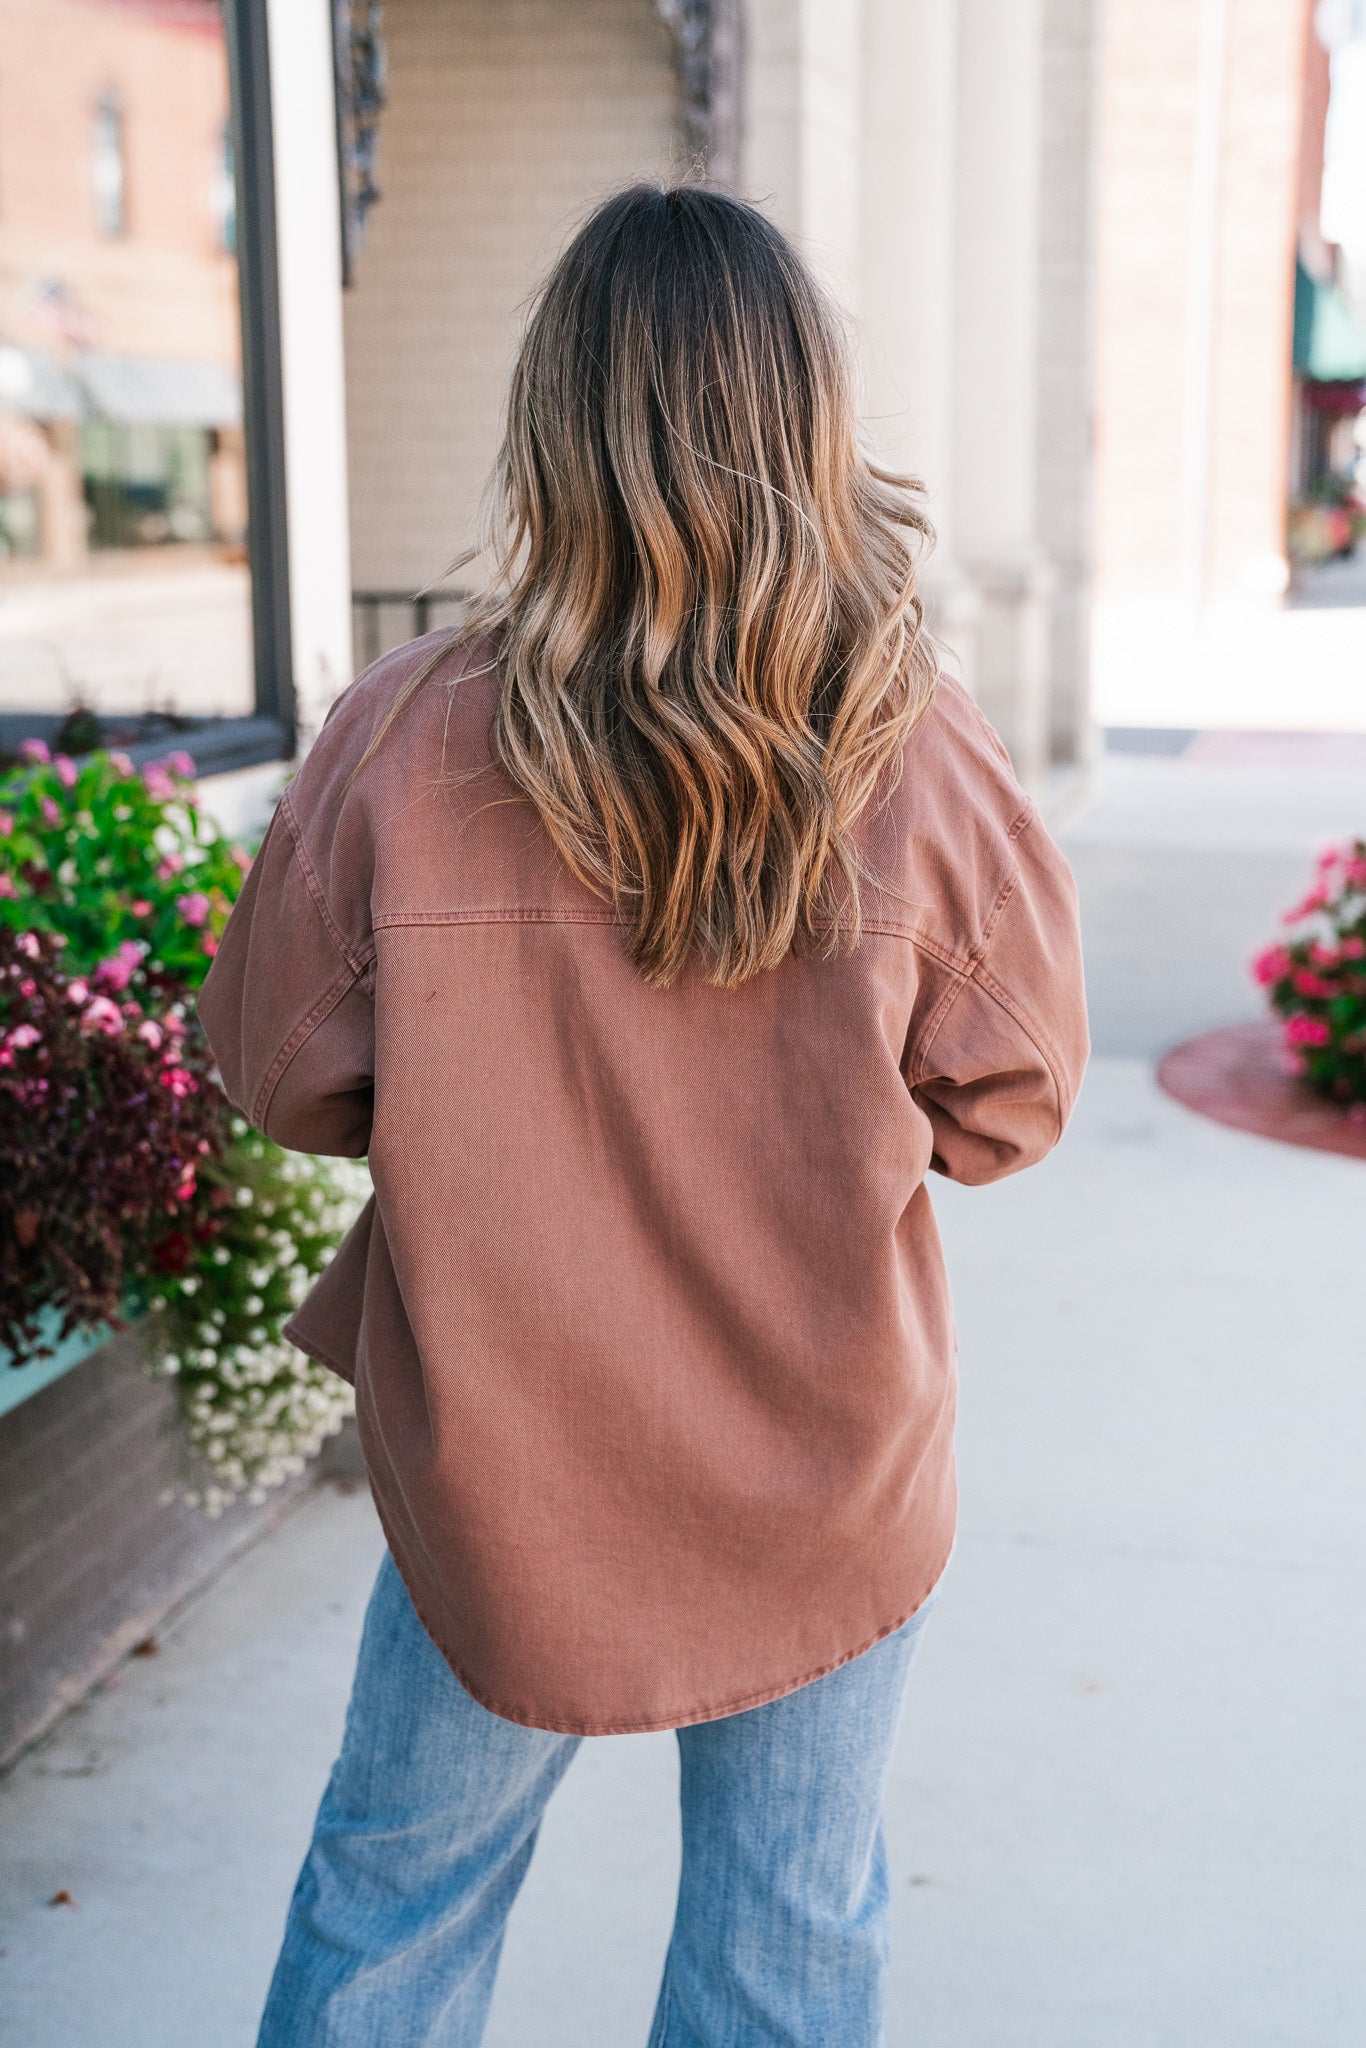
351,587,470,669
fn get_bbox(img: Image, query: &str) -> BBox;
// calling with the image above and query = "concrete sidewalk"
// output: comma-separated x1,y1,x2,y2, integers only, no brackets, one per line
2,751,1364,2047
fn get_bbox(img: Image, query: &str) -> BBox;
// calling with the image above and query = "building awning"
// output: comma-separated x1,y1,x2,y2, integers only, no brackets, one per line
1293,260,1366,384
0,343,83,420
76,352,242,429
0,345,242,429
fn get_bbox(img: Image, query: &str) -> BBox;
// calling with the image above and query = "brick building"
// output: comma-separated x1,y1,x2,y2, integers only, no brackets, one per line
1093,0,1308,614
0,0,251,721
1089,0,1366,733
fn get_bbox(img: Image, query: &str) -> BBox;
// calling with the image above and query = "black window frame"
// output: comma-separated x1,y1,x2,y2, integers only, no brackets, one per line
0,0,296,779
220,0,295,771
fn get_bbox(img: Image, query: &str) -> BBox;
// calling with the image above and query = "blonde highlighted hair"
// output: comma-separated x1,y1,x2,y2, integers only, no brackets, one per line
374,184,937,987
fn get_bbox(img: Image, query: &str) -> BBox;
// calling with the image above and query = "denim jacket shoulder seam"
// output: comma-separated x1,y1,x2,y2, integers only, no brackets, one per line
279,786,371,977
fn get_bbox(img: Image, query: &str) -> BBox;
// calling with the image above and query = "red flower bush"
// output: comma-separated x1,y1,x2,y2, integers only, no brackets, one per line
0,925,223,1361
1251,838,1366,1113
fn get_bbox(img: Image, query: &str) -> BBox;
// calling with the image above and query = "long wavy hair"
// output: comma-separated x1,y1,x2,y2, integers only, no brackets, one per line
373,184,938,987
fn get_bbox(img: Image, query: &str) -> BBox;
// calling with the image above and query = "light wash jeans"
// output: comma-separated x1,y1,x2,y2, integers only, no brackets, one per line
256,1549,938,2047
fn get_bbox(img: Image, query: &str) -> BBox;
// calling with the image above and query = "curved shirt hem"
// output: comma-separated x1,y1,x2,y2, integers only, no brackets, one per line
374,1501,957,1737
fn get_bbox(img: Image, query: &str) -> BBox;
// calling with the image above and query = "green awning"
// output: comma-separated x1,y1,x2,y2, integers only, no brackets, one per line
1293,259,1366,383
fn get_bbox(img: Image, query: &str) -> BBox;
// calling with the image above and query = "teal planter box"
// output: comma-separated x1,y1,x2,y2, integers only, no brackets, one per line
0,1309,121,1418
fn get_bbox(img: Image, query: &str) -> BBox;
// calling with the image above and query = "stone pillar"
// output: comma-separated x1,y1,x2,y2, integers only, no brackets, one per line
740,0,862,310
37,420,88,572
742,0,1101,789
1038,0,1101,771
952,0,1054,787
857,0,979,690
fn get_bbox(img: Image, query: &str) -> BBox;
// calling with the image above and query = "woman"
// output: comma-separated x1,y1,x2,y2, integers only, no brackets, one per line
202,185,1088,2046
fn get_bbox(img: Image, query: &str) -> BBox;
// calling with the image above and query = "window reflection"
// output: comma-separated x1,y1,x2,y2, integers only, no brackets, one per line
0,0,253,738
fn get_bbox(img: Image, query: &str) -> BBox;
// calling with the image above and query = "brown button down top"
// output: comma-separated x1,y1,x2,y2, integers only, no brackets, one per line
198,635,1089,1734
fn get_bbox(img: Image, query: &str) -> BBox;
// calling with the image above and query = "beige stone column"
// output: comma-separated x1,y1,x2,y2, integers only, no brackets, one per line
952,0,1055,786
741,0,862,310
1038,0,1101,771
37,421,88,572
857,0,979,692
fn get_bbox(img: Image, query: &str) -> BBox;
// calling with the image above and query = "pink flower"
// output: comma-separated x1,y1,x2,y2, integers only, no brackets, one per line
66,979,90,1004
158,1065,196,1098
1309,939,1339,967
0,811,13,836
162,1011,186,1037
18,977,36,997
1282,887,1330,924
8,1023,41,1049
40,796,61,827
142,766,174,802
1340,936,1366,961
156,852,184,880
18,738,50,763
136,1019,164,1049
201,933,218,957
176,890,210,927
16,932,40,959
80,994,125,1036
1345,859,1366,889
95,939,142,990
53,755,77,788
108,751,135,777
174,1170,197,1201
1284,1013,1331,1049
165,751,196,779
231,846,252,874
0,875,16,900
1291,969,1335,999
1251,945,1292,987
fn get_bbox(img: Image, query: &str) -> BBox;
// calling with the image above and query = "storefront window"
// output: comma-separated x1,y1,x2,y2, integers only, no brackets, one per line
0,0,291,772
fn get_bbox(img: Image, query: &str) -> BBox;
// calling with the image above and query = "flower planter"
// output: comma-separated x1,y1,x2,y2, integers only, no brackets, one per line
1157,1019,1366,1161
0,1308,118,1420
1,744,363,1768
0,1319,311,1772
